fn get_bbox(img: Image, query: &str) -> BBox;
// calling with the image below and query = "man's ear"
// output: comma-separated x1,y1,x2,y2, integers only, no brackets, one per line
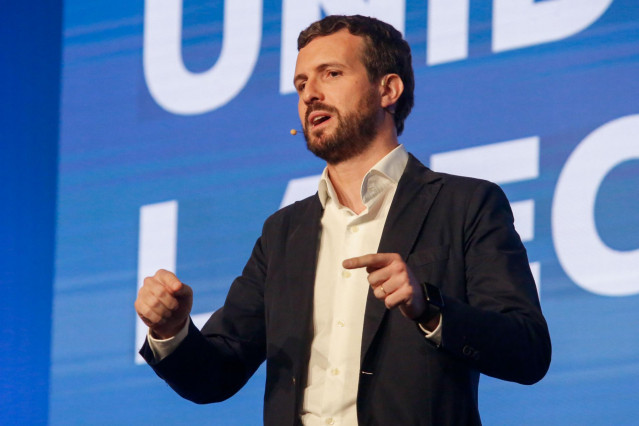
380,74,404,113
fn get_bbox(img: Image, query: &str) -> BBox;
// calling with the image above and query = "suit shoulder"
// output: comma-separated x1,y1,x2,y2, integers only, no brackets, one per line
406,153,502,195
429,169,504,197
262,194,321,231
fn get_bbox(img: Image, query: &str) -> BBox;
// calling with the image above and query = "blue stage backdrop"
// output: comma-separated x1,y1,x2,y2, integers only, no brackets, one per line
0,2,61,425
51,1,638,424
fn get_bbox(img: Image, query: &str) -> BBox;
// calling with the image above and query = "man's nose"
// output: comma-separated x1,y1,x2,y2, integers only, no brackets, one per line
301,79,323,104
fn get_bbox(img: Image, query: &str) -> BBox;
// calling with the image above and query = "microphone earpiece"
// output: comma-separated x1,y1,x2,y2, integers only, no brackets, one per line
290,129,298,135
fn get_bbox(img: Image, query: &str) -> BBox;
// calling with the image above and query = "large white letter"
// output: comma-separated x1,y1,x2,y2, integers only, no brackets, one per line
552,115,639,297
134,201,214,364
280,0,405,94
427,0,469,65
144,0,262,115
135,201,178,364
493,0,613,52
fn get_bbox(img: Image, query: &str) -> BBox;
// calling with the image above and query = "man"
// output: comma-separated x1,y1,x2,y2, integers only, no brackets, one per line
135,15,551,425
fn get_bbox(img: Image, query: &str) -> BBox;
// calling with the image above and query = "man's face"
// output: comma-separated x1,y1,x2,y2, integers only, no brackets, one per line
294,30,383,164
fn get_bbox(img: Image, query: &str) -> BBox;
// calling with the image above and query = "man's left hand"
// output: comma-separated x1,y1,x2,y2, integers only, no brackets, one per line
343,253,426,320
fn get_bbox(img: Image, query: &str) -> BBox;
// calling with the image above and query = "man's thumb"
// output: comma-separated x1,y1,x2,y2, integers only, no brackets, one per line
173,283,192,298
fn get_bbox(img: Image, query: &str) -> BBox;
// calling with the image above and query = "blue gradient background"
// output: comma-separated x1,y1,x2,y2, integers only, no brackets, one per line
2,0,638,424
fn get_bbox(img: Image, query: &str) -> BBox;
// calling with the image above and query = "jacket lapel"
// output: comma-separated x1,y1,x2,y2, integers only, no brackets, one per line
360,155,443,361
285,196,323,380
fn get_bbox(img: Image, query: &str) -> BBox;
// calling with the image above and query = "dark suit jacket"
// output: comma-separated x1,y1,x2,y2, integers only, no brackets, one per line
141,154,551,425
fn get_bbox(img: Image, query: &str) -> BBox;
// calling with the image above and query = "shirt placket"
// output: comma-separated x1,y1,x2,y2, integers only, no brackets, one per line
320,208,370,425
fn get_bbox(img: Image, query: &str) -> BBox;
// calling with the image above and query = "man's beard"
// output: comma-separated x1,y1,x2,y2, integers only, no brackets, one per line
303,90,380,165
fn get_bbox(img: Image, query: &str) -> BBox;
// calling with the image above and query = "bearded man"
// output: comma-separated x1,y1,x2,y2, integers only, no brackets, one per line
135,15,551,425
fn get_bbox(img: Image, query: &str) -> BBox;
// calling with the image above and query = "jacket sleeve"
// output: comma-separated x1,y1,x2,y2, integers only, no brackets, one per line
438,180,551,385
139,232,269,403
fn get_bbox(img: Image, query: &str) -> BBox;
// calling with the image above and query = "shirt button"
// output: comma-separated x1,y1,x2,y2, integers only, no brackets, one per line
350,225,359,233
342,270,351,278
331,368,340,376
325,418,335,425
337,320,345,327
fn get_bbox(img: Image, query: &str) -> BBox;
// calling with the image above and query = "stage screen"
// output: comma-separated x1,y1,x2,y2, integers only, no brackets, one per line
51,0,639,424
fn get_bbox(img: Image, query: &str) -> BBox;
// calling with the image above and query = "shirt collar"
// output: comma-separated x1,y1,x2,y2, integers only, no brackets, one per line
318,144,409,208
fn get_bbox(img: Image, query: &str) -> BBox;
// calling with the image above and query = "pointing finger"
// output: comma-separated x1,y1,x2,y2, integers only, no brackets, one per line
343,253,395,270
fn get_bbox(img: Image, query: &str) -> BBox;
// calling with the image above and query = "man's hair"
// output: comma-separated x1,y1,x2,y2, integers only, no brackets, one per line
298,15,415,136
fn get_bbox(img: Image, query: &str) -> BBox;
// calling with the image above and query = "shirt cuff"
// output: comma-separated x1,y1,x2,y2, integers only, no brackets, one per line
146,320,189,362
418,314,443,346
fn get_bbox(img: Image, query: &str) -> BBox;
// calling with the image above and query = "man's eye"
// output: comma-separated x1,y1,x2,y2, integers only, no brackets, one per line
297,83,306,92
328,71,340,78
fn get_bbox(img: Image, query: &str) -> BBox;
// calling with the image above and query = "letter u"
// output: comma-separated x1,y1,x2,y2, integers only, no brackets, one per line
144,0,263,115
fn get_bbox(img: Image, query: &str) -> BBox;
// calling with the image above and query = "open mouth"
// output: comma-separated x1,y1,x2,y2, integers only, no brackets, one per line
308,112,332,129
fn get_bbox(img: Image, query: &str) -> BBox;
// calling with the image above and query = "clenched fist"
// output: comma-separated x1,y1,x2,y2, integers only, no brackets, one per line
134,269,193,339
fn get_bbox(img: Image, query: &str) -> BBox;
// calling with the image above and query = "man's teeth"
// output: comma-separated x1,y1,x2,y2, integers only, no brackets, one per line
312,115,328,124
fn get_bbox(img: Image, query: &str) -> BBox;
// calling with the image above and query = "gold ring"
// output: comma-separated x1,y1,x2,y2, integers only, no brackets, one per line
380,285,387,295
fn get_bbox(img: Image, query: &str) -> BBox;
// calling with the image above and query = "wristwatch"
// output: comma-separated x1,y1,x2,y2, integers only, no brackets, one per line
421,282,444,309
416,282,444,324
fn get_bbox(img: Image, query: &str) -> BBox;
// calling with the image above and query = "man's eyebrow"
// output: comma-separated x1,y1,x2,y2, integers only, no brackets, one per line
293,63,346,86
317,62,345,70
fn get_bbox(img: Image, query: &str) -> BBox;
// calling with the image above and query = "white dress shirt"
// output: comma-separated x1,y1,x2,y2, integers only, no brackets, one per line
301,145,407,426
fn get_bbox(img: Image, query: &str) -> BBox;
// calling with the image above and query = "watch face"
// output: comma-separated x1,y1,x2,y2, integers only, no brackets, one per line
423,282,444,308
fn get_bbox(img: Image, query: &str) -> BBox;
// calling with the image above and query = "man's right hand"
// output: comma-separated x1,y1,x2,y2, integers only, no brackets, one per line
134,269,193,340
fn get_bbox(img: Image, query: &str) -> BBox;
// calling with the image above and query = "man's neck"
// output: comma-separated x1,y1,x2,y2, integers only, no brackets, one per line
326,137,399,214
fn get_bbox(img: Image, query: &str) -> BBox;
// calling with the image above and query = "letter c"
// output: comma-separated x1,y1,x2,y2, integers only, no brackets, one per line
552,115,639,296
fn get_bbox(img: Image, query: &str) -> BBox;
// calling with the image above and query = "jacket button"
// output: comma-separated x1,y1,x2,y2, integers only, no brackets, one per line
462,345,480,360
